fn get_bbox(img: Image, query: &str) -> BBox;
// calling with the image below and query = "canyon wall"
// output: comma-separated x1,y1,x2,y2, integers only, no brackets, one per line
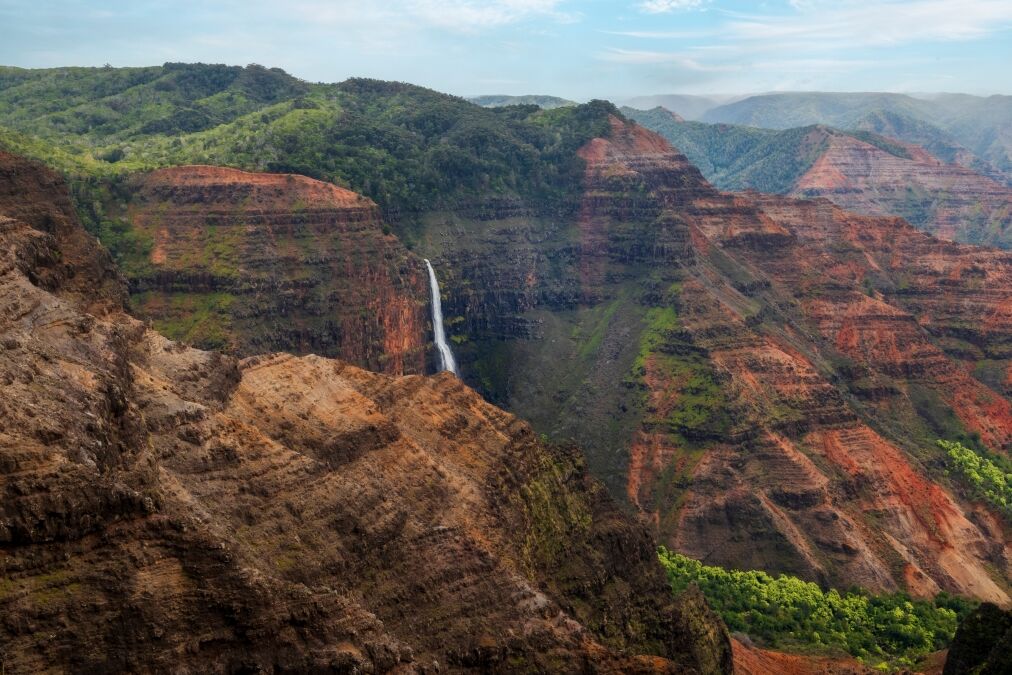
123,165,429,375
418,118,1011,603
0,153,733,672
790,130,1011,248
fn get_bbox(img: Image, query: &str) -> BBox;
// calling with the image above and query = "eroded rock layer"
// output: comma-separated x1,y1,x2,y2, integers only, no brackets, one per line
419,117,1012,604
125,165,428,375
790,130,1011,248
0,155,731,673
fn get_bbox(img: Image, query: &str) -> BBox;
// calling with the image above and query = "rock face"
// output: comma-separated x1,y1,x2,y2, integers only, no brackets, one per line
0,150,127,314
419,117,1012,604
790,130,1012,248
732,640,874,675
0,154,732,672
124,165,429,375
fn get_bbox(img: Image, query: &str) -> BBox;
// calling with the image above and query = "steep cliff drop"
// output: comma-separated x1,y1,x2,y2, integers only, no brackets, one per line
122,165,428,375
425,258,458,374
420,115,1012,604
0,150,735,674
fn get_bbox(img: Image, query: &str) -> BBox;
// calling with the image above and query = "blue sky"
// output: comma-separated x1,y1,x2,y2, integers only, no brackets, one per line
2,0,1010,99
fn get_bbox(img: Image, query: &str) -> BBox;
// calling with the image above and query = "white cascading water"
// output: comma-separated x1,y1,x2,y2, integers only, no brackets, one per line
424,259,458,374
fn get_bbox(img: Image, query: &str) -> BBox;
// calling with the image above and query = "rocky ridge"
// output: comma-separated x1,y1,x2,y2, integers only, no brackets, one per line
790,130,1011,248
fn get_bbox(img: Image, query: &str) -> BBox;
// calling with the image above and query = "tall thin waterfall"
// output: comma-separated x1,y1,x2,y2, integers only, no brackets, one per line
424,259,458,374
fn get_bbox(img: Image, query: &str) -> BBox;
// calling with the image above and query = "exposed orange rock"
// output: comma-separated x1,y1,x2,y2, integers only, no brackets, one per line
0,150,127,315
791,131,1011,247
570,117,1012,603
0,153,733,674
126,165,428,375
731,640,874,675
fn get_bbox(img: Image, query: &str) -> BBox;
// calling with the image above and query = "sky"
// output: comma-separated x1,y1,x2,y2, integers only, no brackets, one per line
2,0,1011,100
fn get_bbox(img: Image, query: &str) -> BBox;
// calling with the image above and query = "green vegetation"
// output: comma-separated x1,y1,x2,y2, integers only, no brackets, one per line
627,288,729,522
939,439,1012,519
658,547,978,669
136,291,236,349
632,298,730,443
0,64,624,244
469,94,577,109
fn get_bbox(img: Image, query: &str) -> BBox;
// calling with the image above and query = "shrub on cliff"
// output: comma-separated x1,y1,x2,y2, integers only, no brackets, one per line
658,547,976,668
939,439,1012,519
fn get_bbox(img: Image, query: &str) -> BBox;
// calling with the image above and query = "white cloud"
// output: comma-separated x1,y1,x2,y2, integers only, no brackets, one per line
638,0,708,14
602,28,714,39
725,0,1012,47
291,0,573,33
599,48,738,72
407,0,573,31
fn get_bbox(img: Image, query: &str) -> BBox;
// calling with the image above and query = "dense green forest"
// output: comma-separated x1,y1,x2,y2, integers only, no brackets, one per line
0,64,622,229
658,547,977,669
469,94,577,109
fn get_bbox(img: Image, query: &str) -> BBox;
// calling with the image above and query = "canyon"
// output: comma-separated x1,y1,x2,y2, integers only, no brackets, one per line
0,150,734,672
58,101,1012,605
416,116,1012,604
2,67,1011,669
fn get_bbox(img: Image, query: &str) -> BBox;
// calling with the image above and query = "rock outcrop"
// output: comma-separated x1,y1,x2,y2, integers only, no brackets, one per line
0,154,732,672
124,165,429,374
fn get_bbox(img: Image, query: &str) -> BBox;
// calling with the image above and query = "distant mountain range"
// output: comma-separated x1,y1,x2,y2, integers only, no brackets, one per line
702,92,1012,183
468,94,576,109
626,105,1011,249
618,94,736,120
622,92,1011,185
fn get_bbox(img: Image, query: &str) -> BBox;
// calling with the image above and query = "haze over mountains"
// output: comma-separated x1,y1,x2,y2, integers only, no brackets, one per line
2,62,1011,672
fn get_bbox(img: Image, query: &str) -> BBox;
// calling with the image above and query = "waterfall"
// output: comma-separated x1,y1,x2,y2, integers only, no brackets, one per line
424,259,458,375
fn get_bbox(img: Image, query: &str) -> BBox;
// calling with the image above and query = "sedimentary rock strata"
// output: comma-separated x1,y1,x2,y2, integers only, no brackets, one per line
126,165,428,374
0,153,731,673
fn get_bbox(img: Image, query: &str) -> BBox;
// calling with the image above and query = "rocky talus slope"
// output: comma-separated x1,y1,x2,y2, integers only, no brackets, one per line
419,117,1011,604
0,154,733,672
124,165,429,374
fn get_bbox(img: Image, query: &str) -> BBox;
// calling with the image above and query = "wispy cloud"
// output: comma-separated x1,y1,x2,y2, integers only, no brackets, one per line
407,0,576,32
291,0,575,34
602,29,714,39
599,48,737,72
638,0,708,14
603,0,1012,94
725,0,1012,47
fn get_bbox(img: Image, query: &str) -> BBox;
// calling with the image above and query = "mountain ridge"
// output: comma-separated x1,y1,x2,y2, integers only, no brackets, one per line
625,106,1012,248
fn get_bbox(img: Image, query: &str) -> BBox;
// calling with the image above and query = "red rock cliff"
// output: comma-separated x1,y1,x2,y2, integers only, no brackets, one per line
125,165,429,375
0,154,732,674
426,116,1010,604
